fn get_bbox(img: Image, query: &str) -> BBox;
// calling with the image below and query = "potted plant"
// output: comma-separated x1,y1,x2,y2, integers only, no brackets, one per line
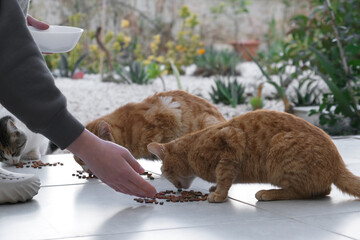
291,79,322,125
211,0,260,61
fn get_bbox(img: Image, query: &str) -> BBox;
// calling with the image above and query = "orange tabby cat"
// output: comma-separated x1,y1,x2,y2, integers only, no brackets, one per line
74,90,226,173
148,109,360,202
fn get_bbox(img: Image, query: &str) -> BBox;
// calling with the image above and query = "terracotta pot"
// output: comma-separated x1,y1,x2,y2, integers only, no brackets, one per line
230,40,260,61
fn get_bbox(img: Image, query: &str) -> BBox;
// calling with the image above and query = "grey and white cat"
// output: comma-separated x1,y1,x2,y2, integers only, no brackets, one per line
0,106,51,165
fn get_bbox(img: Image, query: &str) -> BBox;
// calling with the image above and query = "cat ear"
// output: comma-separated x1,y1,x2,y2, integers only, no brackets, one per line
98,121,114,141
6,119,17,132
147,142,165,160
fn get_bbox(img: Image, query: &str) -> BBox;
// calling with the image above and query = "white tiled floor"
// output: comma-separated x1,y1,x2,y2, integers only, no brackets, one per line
1,137,360,240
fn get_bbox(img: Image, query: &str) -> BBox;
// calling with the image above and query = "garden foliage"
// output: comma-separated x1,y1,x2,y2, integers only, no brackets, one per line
210,76,246,108
259,0,360,135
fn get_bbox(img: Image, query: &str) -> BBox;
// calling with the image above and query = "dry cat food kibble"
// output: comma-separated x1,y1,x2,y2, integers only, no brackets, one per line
134,190,209,205
15,160,64,169
140,171,155,180
72,170,97,179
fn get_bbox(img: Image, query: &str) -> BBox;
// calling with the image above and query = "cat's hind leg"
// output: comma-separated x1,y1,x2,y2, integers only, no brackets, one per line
260,131,334,201
256,188,304,201
255,187,331,201
208,155,237,203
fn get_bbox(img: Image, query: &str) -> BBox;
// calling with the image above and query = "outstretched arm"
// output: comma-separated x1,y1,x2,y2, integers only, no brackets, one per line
0,0,156,198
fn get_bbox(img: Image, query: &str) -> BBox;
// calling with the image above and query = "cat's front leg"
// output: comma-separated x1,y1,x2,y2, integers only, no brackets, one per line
21,150,41,160
208,157,237,203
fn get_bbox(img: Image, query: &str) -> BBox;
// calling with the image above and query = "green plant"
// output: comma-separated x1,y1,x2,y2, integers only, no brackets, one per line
136,5,204,74
250,97,263,110
147,62,166,90
169,60,183,90
285,0,360,134
58,51,88,78
248,49,293,113
115,62,151,85
210,76,246,108
291,79,321,107
193,48,241,77
250,82,264,110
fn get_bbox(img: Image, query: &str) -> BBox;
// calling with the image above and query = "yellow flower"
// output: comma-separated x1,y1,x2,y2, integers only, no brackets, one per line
197,48,206,55
161,69,168,76
166,41,174,48
113,42,121,51
143,59,152,66
116,32,124,42
147,55,155,61
104,31,114,44
156,56,165,63
90,44,98,52
150,42,158,52
153,34,161,44
123,36,132,46
176,45,183,51
181,47,187,52
121,19,130,28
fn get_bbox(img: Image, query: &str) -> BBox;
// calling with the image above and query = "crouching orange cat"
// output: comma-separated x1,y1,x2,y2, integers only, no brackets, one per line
148,110,360,203
74,90,226,173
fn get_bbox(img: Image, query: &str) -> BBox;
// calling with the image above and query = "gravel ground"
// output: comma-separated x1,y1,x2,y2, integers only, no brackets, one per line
55,62,286,126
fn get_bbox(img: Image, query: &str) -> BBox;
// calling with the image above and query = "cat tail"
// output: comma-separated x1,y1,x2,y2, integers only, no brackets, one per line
334,166,360,198
46,142,59,154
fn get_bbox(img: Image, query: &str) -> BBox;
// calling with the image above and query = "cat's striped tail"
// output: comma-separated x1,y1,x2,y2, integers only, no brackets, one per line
334,166,360,198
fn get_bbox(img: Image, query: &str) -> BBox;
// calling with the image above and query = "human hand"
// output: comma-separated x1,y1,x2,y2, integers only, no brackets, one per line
27,15,49,30
67,129,157,198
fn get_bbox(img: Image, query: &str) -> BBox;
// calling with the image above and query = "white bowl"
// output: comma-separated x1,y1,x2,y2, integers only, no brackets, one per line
28,25,84,53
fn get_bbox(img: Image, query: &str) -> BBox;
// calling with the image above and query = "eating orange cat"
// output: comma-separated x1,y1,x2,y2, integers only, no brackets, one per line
74,90,226,173
148,110,360,202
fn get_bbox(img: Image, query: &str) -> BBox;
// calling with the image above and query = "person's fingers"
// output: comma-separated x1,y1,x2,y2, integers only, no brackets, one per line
128,172,157,197
122,149,146,174
106,176,155,198
27,15,49,30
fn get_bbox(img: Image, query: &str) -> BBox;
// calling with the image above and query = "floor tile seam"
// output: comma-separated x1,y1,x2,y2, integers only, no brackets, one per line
292,209,360,219
289,217,358,240
232,196,359,240
40,181,102,188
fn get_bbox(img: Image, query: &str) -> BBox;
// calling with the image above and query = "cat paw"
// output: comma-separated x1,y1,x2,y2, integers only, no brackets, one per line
208,192,227,203
255,190,271,201
209,185,217,192
21,150,40,160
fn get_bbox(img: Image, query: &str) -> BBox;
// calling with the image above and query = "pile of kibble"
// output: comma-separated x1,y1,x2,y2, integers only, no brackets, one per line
134,189,209,205
71,170,155,180
16,160,64,169
72,170,97,179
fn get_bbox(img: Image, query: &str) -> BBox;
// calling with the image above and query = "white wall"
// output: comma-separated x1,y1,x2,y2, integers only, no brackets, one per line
29,0,310,48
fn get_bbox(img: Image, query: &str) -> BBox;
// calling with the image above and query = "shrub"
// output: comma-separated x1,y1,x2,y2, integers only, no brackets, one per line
257,0,360,134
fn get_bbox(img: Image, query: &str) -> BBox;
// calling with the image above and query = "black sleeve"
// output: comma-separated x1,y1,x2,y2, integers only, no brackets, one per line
0,0,84,149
